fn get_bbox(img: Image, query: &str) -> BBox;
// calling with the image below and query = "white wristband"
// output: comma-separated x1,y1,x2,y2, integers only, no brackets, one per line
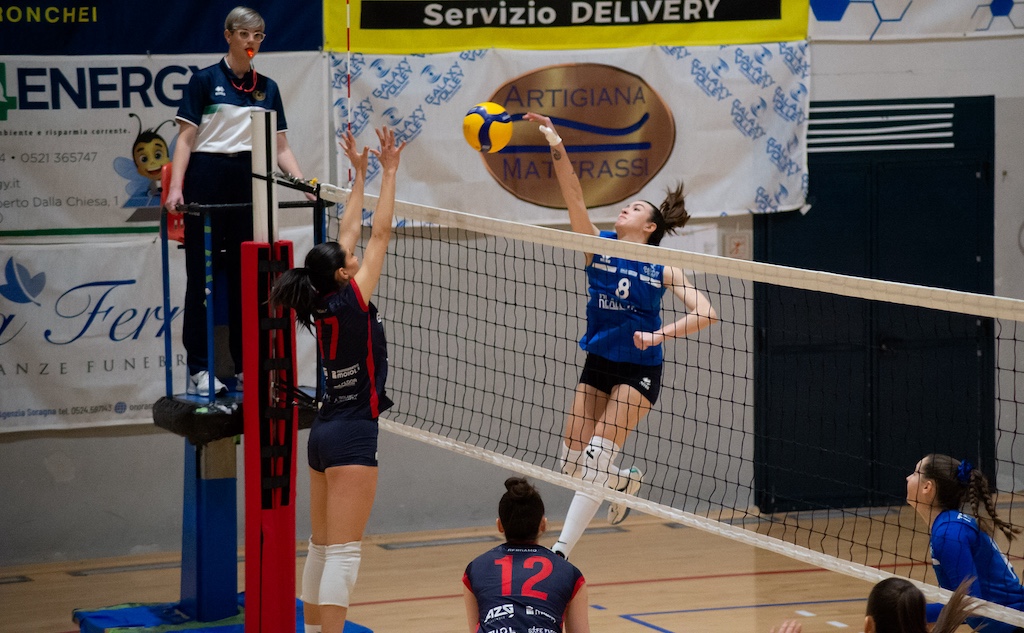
539,125,562,146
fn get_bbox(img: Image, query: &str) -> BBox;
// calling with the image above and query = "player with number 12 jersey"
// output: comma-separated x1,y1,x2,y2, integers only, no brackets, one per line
463,543,585,633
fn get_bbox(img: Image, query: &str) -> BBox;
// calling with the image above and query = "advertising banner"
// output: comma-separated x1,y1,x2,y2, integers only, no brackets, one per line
331,44,809,222
0,53,328,235
328,0,809,53
0,0,322,55
809,0,1024,40
0,227,318,433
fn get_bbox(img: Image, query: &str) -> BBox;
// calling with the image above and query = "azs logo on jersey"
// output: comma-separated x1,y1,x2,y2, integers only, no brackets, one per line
483,604,514,623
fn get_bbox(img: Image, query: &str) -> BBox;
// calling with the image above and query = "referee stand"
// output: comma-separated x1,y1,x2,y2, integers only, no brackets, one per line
73,112,364,632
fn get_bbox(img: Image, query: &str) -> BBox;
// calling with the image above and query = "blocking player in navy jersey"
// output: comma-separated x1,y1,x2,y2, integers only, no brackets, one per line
464,477,591,633
907,454,1024,633
523,113,718,558
165,6,310,396
270,127,405,633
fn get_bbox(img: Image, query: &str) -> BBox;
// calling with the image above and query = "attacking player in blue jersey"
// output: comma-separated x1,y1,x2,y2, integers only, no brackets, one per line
907,453,1024,633
165,6,310,397
464,477,591,633
523,113,718,559
270,127,405,633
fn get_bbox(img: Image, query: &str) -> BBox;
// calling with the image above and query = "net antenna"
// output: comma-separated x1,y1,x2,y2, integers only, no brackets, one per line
364,193,1024,629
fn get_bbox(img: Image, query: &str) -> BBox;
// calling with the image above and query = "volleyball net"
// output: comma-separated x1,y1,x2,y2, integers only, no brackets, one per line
341,194,1023,626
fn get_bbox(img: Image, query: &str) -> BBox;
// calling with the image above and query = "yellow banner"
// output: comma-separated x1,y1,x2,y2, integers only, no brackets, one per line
326,0,809,53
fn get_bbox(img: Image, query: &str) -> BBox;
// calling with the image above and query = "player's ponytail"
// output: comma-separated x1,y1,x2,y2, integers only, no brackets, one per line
923,454,1020,541
270,242,347,329
646,182,689,246
931,578,978,633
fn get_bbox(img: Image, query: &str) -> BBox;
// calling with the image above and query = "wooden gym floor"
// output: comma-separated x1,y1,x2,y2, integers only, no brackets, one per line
3,508,1022,633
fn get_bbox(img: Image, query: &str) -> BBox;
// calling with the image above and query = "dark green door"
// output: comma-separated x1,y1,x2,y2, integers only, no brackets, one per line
753,97,994,512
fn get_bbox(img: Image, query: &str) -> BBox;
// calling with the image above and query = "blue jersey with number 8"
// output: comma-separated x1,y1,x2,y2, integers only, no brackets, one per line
581,231,666,366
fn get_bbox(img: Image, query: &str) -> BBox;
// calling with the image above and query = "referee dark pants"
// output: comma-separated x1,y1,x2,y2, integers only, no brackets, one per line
181,151,254,377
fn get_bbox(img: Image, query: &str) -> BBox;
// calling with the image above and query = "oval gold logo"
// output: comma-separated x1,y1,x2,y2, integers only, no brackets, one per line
482,63,675,210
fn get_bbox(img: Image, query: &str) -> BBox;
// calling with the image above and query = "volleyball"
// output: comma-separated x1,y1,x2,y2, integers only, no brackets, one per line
463,102,513,153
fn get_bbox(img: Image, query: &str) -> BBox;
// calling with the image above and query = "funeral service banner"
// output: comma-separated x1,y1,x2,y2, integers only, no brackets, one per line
0,228,318,433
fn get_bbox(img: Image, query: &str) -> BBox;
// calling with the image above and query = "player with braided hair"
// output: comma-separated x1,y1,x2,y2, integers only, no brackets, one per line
907,453,1024,633
522,112,718,559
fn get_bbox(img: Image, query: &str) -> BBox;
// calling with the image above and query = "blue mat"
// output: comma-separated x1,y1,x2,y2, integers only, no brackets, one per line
73,594,372,633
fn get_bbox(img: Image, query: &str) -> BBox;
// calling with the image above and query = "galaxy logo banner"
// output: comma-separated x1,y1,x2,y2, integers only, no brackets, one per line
330,43,809,222
809,0,1024,40
328,0,808,53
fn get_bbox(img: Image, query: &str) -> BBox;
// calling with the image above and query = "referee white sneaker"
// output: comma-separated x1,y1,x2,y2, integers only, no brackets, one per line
607,467,643,525
187,370,227,397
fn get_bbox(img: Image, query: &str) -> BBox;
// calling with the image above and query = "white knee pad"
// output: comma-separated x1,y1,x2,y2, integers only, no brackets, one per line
300,539,326,604
319,541,362,608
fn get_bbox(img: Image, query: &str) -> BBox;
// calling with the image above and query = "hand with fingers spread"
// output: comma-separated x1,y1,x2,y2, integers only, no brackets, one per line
340,129,369,177
370,126,407,176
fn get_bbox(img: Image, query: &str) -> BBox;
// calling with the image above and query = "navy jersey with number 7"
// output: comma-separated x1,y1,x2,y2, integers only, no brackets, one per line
463,543,585,633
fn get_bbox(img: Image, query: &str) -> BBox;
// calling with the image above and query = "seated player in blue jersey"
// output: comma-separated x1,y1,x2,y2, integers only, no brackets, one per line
463,477,591,633
522,112,719,559
165,6,311,397
771,576,978,633
907,453,1024,633
270,126,405,633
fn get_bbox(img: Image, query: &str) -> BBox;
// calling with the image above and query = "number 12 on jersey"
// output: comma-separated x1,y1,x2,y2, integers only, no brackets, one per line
494,555,552,599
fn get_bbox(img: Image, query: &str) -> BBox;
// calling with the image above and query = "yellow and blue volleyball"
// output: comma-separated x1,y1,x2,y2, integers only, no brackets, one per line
463,102,513,153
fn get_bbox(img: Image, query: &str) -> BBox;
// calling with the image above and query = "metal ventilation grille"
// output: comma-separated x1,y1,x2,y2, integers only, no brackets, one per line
808,102,955,153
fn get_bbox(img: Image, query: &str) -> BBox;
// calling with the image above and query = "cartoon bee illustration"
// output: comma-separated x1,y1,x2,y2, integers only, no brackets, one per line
113,114,177,207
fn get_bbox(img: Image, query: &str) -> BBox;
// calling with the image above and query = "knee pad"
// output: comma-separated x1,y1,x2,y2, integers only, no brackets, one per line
319,541,362,608
300,539,326,604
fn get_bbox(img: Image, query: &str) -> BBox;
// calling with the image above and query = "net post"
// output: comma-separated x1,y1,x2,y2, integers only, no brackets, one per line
242,238,298,633
251,110,278,244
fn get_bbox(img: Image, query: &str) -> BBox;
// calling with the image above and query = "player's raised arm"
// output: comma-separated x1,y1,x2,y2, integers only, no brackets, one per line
337,129,369,257
523,112,599,239
354,126,405,301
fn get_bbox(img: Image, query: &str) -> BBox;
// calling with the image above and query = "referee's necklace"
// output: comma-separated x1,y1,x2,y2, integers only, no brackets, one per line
225,58,257,93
